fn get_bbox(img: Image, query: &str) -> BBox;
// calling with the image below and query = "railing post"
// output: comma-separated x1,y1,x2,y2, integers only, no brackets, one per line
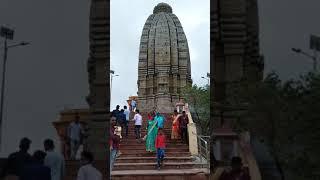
206,140,210,169
199,136,202,165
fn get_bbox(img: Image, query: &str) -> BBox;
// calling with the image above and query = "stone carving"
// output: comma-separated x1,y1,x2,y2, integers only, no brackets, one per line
213,0,264,104
138,3,192,113
85,0,109,160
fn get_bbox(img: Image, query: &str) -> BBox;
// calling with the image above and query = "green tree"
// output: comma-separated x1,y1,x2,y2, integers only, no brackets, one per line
181,84,210,135
234,71,320,180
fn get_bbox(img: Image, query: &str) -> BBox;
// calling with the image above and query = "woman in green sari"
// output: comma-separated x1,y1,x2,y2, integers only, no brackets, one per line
146,112,158,152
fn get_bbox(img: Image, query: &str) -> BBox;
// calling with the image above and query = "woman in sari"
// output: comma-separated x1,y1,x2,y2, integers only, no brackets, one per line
146,112,158,152
171,110,181,140
154,112,165,129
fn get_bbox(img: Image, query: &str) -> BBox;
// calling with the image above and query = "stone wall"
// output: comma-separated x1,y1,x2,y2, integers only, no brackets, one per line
213,0,264,104
85,0,109,162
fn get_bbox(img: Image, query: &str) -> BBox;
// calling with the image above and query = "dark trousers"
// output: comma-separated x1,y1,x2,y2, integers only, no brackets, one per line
121,121,128,137
180,127,188,144
157,148,165,168
134,125,141,139
125,121,129,137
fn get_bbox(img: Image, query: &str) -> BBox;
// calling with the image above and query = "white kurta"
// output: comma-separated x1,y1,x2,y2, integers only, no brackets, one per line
44,151,65,180
77,164,102,180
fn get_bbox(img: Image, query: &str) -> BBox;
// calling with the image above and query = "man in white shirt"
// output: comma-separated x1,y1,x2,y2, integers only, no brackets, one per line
67,115,83,160
133,109,142,141
77,151,102,180
43,139,65,180
123,106,130,137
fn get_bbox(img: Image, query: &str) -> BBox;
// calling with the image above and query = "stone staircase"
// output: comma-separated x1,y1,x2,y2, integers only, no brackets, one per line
111,113,209,180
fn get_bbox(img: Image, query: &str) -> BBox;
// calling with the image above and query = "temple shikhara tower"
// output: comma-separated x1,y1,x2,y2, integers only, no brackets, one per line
137,3,192,113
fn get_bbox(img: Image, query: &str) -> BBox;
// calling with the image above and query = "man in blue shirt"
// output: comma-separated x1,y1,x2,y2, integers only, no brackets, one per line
123,106,130,137
111,105,121,124
131,100,137,112
67,115,83,160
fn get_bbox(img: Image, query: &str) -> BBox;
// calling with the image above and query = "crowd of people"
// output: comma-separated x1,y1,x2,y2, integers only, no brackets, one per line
0,101,249,180
0,114,103,180
109,103,251,179
109,103,190,171
1,137,64,180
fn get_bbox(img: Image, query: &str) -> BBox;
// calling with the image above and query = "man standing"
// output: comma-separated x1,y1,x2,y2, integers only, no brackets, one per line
123,106,130,137
119,109,127,137
133,109,142,141
111,105,121,124
178,111,189,144
43,139,65,180
3,137,32,179
77,151,102,180
131,99,137,112
67,115,83,160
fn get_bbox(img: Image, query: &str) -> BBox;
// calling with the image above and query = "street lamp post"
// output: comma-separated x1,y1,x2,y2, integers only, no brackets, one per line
201,76,210,85
292,35,320,73
110,70,119,108
292,48,317,72
0,26,30,150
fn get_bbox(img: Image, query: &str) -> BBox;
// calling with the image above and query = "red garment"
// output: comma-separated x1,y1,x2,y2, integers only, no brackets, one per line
110,126,120,149
112,134,120,150
155,134,166,148
110,127,114,146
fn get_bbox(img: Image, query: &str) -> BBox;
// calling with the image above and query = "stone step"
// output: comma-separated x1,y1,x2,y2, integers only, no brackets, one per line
121,132,175,136
122,132,173,136
113,162,203,171
119,152,191,157
125,128,172,131
121,139,183,143
111,169,209,180
119,148,189,153
119,143,188,148
126,125,172,129
119,146,189,151
64,176,109,180
120,134,174,139
115,156,194,163
119,142,188,147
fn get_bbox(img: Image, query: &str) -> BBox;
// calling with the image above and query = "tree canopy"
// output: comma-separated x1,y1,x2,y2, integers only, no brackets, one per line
182,84,210,135
233,71,320,180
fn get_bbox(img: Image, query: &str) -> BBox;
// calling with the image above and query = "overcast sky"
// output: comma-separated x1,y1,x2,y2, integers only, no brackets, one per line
0,0,319,157
110,0,210,110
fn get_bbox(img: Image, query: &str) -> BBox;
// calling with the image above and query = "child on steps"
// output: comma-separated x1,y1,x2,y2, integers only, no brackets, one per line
155,128,166,170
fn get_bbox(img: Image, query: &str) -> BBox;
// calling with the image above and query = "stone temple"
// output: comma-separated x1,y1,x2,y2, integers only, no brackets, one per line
137,3,192,113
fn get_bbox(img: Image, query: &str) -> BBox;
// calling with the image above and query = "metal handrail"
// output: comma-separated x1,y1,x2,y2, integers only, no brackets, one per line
197,135,210,169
